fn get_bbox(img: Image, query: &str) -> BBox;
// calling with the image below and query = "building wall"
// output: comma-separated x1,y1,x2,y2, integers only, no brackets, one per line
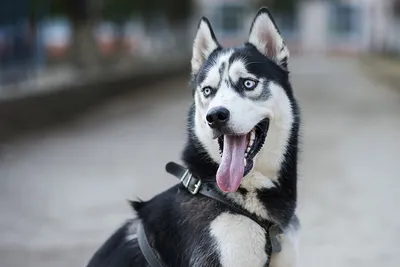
298,1,329,53
298,0,400,54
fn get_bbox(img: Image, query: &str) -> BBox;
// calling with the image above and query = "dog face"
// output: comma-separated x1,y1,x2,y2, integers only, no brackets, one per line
191,8,296,192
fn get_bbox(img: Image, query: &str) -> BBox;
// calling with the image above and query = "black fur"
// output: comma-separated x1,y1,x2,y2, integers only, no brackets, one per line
86,219,148,267
85,7,300,267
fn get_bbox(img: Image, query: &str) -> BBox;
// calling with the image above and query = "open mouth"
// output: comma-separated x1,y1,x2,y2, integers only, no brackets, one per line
216,118,269,192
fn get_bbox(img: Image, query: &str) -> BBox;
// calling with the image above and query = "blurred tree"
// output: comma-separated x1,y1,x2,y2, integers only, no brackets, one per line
164,0,192,25
30,0,193,27
103,0,155,22
101,0,192,25
253,0,297,14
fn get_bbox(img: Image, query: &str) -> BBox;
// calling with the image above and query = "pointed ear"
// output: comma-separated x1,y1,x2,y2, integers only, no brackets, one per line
248,7,289,68
191,17,220,75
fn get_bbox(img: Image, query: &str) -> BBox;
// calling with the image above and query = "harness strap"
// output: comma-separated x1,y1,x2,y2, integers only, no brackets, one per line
137,223,165,267
137,161,283,267
166,162,271,230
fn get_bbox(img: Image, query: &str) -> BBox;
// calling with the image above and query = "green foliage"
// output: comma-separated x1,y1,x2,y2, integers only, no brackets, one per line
253,0,297,14
102,0,192,23
163,0,192,23
102,0,158,22
30,0,193,23
30,0,70,18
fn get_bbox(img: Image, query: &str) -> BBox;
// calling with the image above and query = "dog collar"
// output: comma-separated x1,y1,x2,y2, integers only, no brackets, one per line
137,161,283,267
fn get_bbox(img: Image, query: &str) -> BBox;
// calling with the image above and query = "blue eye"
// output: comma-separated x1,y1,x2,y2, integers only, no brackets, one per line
243,79,258,90
203,87,212,97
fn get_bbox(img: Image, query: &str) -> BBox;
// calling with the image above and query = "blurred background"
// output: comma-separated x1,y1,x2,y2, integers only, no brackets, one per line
0,0,400,266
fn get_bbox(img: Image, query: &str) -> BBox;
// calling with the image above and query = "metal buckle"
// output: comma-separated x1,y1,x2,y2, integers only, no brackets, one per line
188,179,202,195
180,170,202,195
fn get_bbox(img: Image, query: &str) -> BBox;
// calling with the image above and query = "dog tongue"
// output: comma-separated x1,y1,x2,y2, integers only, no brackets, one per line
216,135,247,192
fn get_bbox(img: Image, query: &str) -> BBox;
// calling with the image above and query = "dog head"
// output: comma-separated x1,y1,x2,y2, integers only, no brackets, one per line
189,8,297,192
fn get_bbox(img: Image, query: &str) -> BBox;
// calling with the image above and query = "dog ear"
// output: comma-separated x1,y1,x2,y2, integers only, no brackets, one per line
248,7,289,69
191,17,220,75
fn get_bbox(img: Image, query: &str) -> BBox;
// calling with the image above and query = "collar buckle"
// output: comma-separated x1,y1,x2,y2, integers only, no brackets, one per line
180,169,202,195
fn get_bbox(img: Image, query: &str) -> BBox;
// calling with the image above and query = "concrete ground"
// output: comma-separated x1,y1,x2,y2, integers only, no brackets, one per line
0,54,400,267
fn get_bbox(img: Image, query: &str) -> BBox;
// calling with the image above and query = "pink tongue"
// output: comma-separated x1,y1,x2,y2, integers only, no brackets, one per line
216,135,247,192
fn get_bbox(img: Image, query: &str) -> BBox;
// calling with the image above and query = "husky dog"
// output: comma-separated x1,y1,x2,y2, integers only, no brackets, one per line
86,7,300,267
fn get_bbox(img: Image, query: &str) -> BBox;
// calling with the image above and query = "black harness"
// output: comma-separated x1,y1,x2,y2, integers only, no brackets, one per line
137,162,283,267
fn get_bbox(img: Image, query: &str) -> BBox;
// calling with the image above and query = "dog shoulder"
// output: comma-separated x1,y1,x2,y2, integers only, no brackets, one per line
85,219,147,267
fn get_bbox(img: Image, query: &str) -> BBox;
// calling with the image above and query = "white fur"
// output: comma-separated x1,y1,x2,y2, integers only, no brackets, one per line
194,106,221,163
241,170,276,190
226,171,275,219
254,82,295,180
210,212,268,267
210,212,300,267
191,20,219,75
249,12,289,66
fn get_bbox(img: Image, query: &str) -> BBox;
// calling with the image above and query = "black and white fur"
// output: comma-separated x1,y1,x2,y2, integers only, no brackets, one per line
86,7,300,267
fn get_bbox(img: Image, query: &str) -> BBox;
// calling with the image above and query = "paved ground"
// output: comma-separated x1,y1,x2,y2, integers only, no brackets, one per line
0,54,400,267
361,54,400,92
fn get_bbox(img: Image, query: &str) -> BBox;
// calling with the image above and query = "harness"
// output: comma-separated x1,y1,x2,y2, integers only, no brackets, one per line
137,162,283,267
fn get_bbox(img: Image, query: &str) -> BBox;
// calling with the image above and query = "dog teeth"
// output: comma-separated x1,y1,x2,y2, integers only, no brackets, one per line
245,130,256,155
248,139,254,148
250,130,256,141
244,158,247,165
248,132,255,147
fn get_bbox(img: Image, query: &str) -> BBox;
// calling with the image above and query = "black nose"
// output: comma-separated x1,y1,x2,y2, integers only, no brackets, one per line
206,107,230,129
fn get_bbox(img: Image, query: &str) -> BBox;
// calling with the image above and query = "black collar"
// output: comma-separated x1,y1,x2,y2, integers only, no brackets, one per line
137,161,283,267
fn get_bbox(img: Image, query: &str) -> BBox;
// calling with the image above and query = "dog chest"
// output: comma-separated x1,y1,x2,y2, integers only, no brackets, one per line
210,212,268,267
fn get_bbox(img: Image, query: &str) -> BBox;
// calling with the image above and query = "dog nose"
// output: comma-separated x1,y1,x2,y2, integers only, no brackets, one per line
206,107,230,129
